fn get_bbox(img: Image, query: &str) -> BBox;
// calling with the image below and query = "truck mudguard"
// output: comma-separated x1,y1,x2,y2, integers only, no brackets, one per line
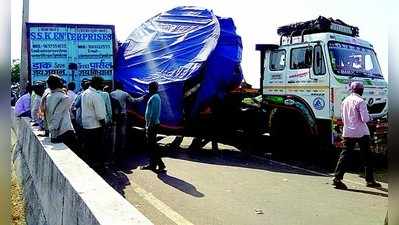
264,95,318,135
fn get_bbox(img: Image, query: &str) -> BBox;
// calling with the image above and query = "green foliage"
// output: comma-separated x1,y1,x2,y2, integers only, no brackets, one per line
11,59,20,83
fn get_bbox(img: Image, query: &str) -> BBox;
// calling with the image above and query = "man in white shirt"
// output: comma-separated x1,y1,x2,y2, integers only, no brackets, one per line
67,82,77,104
81,76,107,172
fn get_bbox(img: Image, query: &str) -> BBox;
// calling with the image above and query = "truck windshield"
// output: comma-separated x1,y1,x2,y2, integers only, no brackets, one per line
328,41,383,78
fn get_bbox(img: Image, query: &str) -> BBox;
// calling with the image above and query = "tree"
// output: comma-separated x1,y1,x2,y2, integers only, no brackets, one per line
11,59,20,83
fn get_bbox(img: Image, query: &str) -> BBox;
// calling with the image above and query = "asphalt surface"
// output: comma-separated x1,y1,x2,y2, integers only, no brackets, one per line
103,136,388,225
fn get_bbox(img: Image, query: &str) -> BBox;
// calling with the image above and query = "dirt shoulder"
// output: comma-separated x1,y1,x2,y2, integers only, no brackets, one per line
11,169,26,225
11,127,26,225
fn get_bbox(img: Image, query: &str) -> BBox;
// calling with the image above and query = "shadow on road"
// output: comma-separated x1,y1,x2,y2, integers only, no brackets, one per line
102,129,387,197
157,172,204,198
163,147,327,177
343,188,388,198
102,167,131,197
373,186,388,193
102,152,205,198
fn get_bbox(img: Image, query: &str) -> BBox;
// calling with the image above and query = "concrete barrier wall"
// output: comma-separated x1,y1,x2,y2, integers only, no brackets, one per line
11,109,153,225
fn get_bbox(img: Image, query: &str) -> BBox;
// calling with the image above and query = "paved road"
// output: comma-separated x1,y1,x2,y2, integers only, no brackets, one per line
103,136,388,225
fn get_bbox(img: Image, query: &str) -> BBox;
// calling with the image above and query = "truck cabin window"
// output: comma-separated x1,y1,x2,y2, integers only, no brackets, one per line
328,41,383,78
313,45,326,75
269,50,286,71
290,47,313,69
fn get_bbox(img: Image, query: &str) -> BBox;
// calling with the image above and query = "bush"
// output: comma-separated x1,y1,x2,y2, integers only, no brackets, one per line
11,59,20,83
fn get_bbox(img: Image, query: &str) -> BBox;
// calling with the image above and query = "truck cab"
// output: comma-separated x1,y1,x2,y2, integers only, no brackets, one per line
256,16,388,153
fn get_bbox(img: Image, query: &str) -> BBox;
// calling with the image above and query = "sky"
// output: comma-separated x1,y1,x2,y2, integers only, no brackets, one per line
11,0,389,87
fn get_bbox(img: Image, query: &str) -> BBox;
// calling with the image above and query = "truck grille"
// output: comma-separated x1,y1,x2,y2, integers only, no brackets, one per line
367,102,386,114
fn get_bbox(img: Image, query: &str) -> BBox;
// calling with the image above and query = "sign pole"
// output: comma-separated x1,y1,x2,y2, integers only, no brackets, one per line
20,0,29,94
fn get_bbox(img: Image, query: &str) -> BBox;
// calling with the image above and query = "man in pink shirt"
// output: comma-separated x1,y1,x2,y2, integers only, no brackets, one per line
333,81,381,189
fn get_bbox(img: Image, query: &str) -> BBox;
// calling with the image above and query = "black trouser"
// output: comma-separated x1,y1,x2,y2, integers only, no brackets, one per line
58,130,80,154
146,125,165,169
83,127,105,170
74,124,85,155
334,135,375,182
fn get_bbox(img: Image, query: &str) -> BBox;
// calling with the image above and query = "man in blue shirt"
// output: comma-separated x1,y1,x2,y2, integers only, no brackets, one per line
141,81,166,172
14,84,32,118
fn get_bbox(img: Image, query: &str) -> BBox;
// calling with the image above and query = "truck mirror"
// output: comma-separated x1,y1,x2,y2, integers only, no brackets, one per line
305,48,312,66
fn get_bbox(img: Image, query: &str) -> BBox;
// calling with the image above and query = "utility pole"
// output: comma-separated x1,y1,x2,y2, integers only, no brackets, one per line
20,0,29,94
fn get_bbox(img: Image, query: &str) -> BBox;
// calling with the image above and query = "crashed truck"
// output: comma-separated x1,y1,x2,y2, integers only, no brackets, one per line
115,6,255,147
115,7,388,154
256,16,388,154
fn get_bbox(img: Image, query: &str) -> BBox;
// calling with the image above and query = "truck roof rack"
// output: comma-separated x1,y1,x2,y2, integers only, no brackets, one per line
277,16,359,40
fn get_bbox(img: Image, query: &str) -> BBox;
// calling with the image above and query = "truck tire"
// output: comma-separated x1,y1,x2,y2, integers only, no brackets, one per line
269,109,315,158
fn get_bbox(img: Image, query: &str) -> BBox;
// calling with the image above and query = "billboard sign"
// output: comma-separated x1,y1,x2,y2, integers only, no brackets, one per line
27,23,115,89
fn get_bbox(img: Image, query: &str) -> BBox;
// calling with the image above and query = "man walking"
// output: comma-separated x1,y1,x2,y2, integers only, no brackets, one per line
81,76,107,173
333,81,381,189
141,81,166,172
42,75,79,152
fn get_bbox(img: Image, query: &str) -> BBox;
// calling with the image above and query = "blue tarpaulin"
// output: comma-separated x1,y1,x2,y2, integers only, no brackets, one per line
115,6,243,127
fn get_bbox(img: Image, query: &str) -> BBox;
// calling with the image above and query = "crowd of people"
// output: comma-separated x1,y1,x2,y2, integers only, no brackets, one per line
14,74,166,174
14,76,383,186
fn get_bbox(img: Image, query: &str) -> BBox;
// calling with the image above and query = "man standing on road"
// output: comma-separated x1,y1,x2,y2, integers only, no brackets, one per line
333,81,381,189
95,79,112,125
67,82,78,128
73,80,90,154
141,81,166,172
67,82,77,103
110,81,144,161
31,82,45,129
72,79,90,128
81,76,107,173
43,75,79,152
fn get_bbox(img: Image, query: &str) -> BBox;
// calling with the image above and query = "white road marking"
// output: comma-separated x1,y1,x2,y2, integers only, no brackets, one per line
131,183,195,225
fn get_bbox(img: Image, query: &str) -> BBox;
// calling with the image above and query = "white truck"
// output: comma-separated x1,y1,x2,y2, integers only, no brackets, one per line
255,16,388,153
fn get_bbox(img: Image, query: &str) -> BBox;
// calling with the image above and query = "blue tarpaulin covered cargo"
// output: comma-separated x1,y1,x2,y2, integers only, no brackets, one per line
115,6,243,127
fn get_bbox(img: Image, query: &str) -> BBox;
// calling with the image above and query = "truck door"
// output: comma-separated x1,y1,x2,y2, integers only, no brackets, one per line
310,43,330,119
286,43,330,120
263,49,287,95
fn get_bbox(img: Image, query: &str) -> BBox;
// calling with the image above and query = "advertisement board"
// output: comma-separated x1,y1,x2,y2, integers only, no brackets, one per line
27,23,115,90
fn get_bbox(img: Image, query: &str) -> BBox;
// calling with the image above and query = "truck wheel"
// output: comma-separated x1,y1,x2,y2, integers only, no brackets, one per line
269,109,314,158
